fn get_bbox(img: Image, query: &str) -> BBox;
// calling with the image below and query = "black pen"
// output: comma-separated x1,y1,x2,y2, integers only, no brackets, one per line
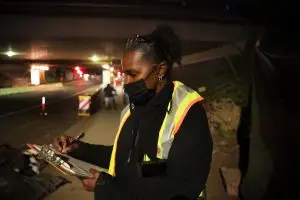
69,132,85,145
59,133,85,153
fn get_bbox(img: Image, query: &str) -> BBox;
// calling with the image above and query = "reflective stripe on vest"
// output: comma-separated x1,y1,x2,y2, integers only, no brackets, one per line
108,105,130,176
154,81,203,160
108,81,203,176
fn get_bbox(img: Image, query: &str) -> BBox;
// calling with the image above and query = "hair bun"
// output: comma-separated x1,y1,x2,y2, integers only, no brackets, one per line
151,25,182,65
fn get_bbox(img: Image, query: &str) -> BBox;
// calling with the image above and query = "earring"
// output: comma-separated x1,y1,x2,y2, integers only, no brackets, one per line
158,76,163,81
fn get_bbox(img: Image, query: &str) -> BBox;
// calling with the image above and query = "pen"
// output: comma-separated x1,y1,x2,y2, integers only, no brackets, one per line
69,132,85,145
60,132,85,154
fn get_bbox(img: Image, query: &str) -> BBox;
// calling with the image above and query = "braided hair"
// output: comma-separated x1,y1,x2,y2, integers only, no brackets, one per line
125,25,182,80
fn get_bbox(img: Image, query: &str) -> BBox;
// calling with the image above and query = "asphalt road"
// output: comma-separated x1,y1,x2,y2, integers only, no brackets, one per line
0,80,102,147
0,80,99,116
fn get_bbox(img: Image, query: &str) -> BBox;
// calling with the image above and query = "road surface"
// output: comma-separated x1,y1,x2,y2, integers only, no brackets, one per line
0,80,102,147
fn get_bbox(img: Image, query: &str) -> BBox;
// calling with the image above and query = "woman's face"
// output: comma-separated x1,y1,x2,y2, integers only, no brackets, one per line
122,51,160,90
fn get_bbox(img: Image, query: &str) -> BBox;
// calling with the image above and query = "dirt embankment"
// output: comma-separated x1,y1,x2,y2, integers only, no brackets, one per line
203,82,248,200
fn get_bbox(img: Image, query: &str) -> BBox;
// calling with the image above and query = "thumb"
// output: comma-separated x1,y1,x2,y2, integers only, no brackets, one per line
89,168,98,174
89,168,100,179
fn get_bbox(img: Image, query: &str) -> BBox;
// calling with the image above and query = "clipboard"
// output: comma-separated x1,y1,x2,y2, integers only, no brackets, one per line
27,143,107,178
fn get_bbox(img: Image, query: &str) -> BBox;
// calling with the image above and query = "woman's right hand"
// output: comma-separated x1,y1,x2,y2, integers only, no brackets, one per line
53,135,80,153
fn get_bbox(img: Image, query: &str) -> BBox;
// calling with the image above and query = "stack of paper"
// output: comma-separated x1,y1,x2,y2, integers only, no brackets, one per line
27,144,107,178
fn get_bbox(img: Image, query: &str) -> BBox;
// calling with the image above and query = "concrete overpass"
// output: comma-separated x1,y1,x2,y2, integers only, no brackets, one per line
0,15,247,42
0,14,248,67
0,1,249,65
0,2,250,88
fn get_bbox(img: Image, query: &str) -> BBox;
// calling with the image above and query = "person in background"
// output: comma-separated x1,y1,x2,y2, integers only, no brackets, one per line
53,25,212,200
103,83,117,110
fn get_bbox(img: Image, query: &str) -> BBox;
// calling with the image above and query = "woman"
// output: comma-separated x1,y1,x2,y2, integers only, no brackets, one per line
54,25,212,200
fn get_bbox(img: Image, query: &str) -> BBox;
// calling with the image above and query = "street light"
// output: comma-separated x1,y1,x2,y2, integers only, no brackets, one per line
5,50,17,57
90,54,100,62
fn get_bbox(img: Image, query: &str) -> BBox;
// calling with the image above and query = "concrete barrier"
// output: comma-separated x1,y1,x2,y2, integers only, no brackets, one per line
0,83,63,96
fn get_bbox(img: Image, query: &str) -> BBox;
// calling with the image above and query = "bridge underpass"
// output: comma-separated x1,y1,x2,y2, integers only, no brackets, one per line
0,6,248,86
0,4,254,200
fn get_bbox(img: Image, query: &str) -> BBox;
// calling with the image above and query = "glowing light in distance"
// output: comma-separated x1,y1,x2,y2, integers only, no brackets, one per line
84,74,90,81
6,50,17,57
31,65,49,71
102,64,110,70
31,69,40,85
90,54,100,62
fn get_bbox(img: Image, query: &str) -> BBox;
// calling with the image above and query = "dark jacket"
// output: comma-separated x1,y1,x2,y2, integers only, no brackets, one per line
70,82,212,200
104,85,116,97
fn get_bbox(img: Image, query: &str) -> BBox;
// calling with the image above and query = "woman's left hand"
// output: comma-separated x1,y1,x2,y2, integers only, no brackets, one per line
81,169,100,192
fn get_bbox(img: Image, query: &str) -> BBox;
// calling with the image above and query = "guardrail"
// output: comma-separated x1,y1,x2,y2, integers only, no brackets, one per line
0,83,64,96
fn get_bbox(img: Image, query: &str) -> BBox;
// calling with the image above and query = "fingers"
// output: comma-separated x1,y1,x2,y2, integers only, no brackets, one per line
81,179,88,190
53,137,62,152
53,136,68,152
62,142,79,153
81,179,93,192
61,146,71,154
89,168,97,174
60,136,68,150
89,168,100,179
53,135,81,153
80,173,98,192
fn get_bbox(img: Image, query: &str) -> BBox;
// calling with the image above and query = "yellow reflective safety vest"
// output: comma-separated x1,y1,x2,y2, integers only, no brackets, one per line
108,81,205,198
108,81,204,175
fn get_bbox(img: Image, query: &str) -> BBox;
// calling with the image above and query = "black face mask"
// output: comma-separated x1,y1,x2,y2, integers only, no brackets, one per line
124,79,155,105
